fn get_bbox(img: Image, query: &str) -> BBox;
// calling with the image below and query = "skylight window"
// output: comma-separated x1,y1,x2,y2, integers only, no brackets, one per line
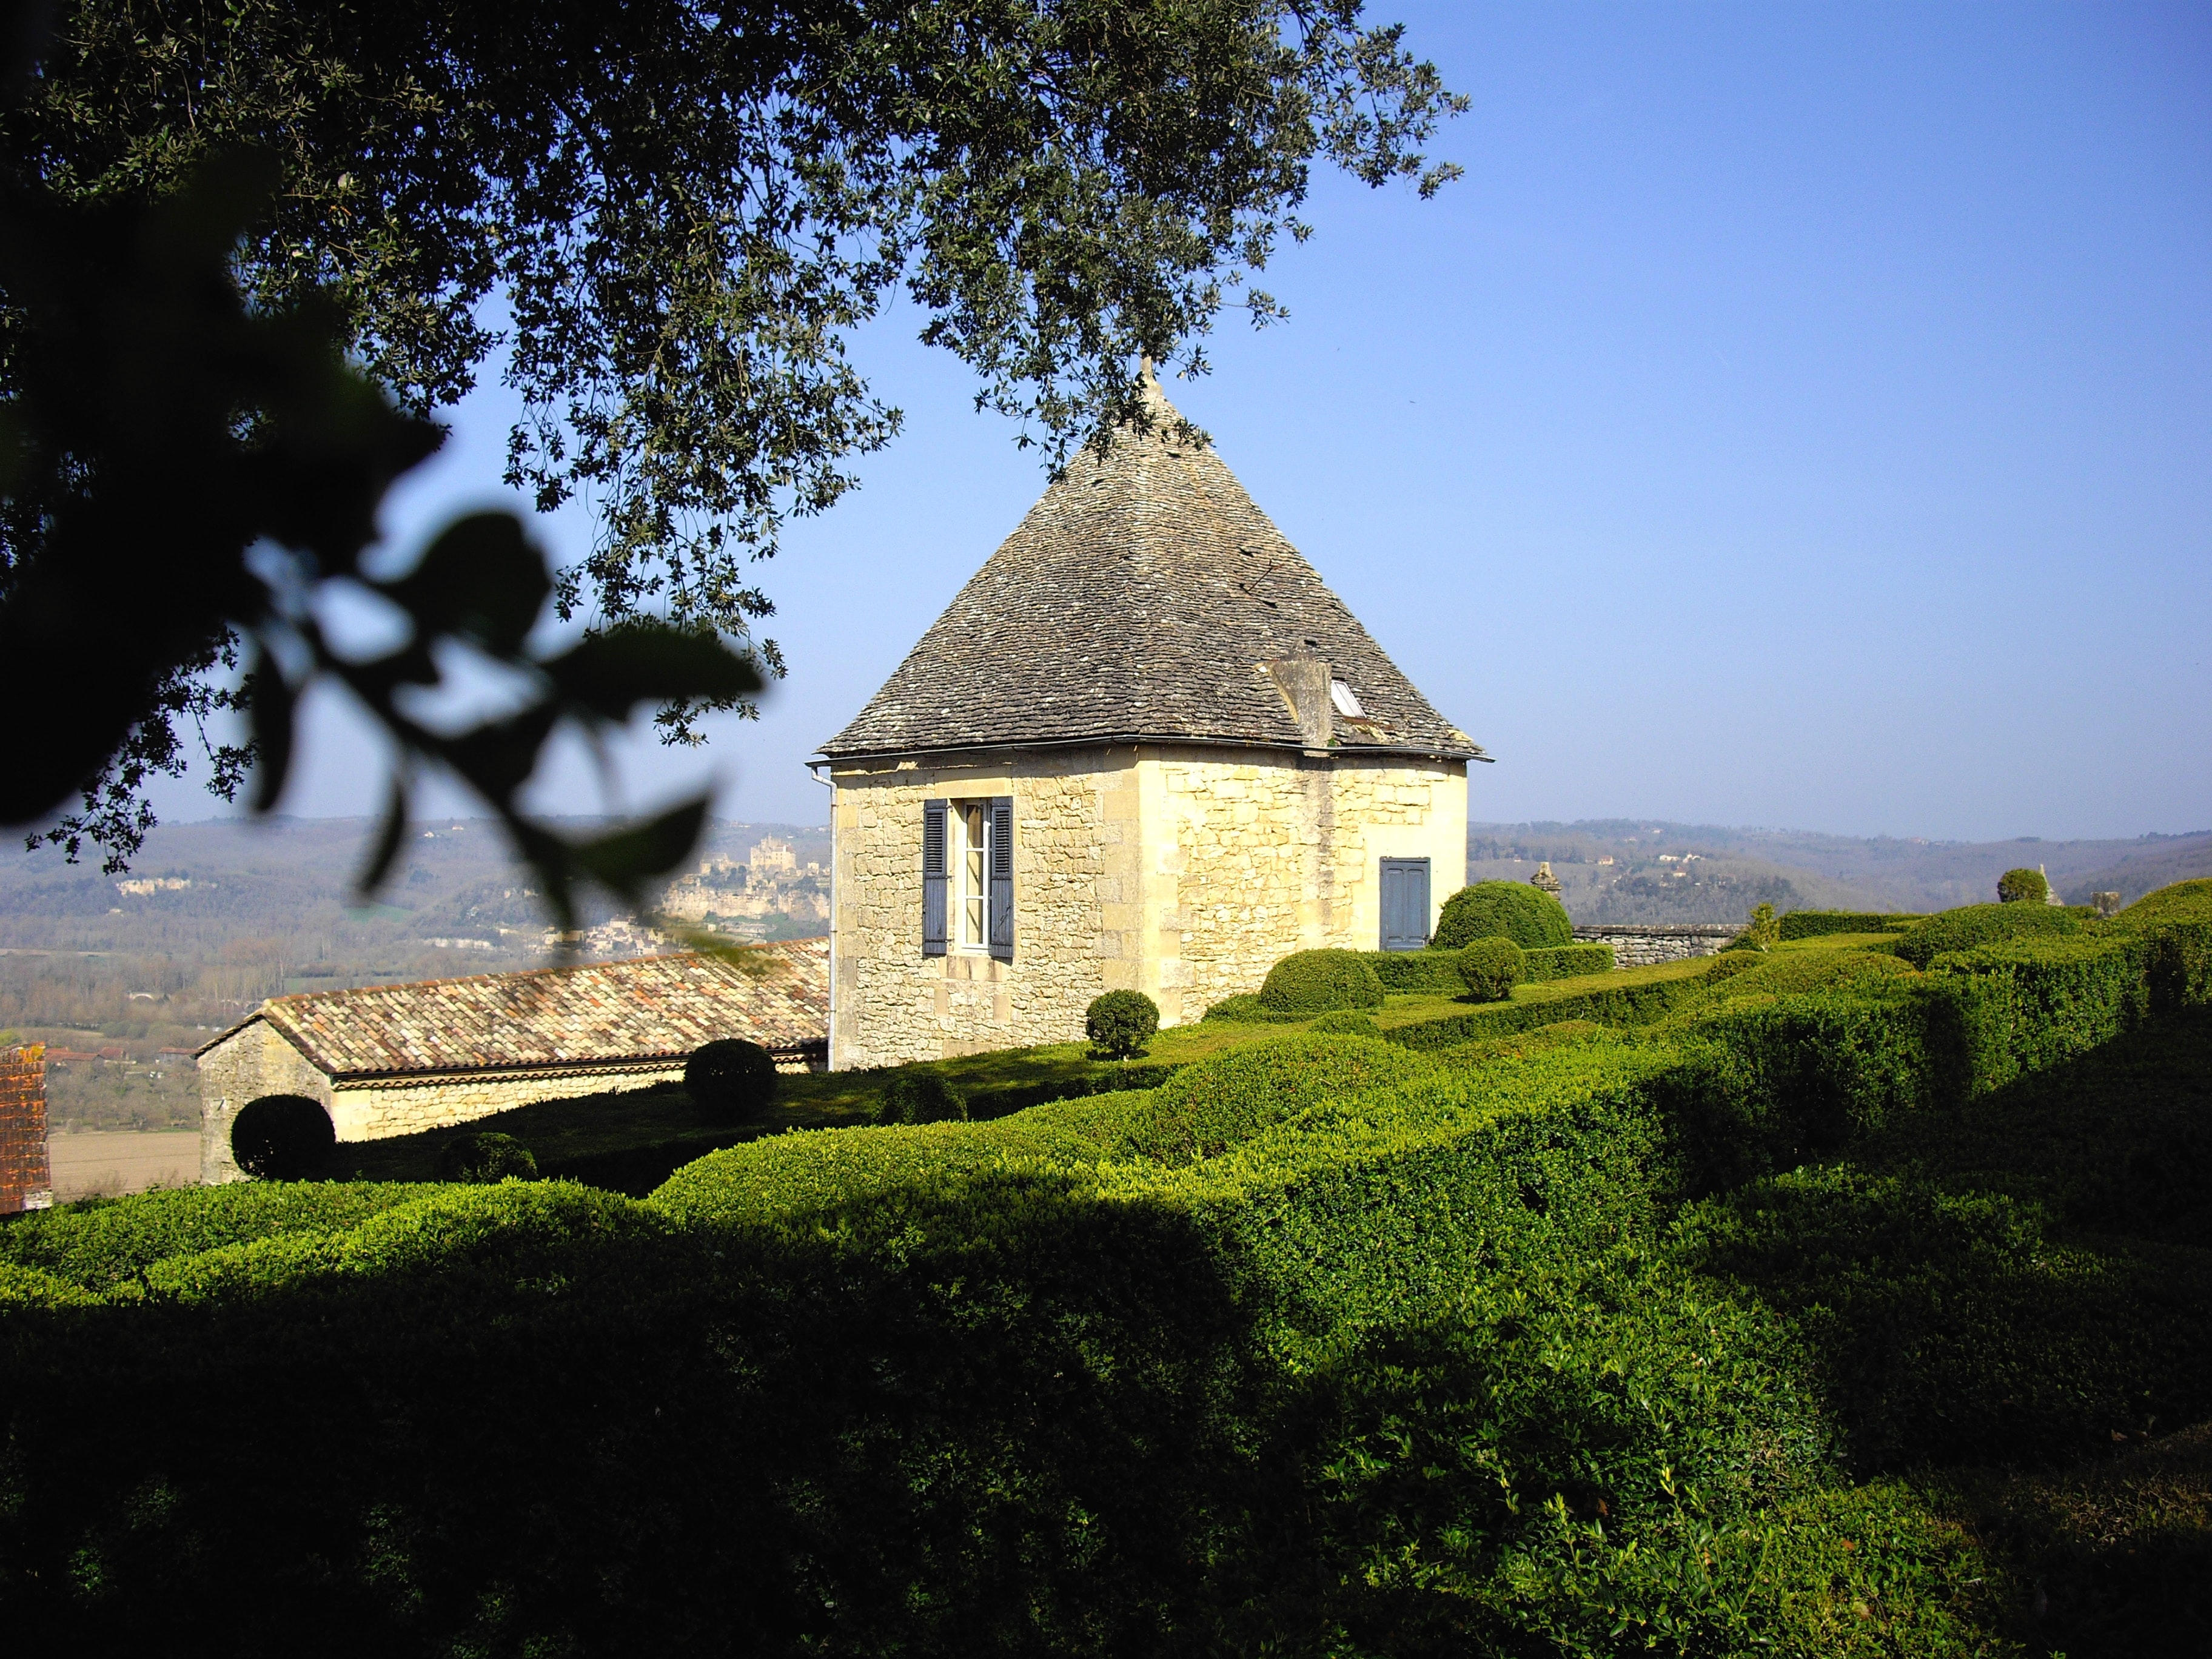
1329,679,1364,718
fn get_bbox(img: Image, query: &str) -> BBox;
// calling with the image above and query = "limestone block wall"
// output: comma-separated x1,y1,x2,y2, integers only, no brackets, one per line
1139,748,1466,1021
828,743,1466,1068
830,749,1121,1069
199,1020,335,1184
329,1064,685,1151
1570,924,1740,967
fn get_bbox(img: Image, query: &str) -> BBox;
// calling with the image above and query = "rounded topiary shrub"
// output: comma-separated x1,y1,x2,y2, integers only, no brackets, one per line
1256,948,1385,1014
1997,866,2050,904
879,1070,968,1125
230,1094,335,1181
686,1038,779,1124
437,1131,538,1183
1306,1009,1382,1037
1085,990,1160,1059
1455,936,1526,1002
1433,881,1574,951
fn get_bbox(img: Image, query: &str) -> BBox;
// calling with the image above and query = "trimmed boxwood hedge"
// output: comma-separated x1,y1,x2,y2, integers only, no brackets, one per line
1777,910,1923,940
1454,937,1525,1001
1894,901,2086,967
1522,942,1614,981
1257,948,1385,1013
5,889,2209,1651
1200,993,1303,1024
1356,950,1467,993
1433,880,1574,950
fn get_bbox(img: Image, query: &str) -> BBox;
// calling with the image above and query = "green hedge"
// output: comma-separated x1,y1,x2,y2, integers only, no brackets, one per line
1777,910,1923,940
8,891,2211,1649
0,1181,446,1295
1433,880,1574,950
2116,877,2212,928
1362,944,1612,991
1894,901,2085,967
1522,942,1614,980
1258,948,1385,1013
1384,962,1724,1052
1200,993,1304,1024
1357,949,1467,992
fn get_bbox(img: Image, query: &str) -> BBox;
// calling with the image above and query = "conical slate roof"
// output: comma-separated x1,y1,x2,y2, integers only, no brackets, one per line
818,377,1481,762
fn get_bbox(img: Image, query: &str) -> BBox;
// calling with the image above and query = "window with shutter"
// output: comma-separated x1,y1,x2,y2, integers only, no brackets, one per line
987,796,1014,962
921,799,948,956
1379,857,1432,951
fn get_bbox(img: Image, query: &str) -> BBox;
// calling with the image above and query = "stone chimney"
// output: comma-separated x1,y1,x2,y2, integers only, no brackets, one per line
1264,657,1333,750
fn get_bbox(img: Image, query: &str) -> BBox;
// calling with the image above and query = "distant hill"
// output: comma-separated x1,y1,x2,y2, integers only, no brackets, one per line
1467,820,2212,923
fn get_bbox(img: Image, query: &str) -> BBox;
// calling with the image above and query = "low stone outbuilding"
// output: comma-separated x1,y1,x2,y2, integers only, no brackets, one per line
814,373,1483,1067
196,939,827,1182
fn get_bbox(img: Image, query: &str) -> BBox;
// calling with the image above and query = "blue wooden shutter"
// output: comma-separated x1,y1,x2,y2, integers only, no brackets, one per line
1379,857,1432,951
987,796,1014,962
921,799,948,956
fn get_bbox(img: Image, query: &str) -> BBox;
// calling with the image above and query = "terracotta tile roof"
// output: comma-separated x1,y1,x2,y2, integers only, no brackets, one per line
819,374,1481,762
197,939,827,1081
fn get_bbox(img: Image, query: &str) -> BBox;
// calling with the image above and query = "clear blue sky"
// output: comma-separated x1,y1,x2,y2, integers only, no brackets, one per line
150,1,2210,843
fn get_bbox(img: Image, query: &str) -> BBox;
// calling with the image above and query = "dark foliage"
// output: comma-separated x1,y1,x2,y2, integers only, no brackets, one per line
1997,866,2051,904
230,1093,335,1179
437,1130,538,1183
1085,990,1160,1060
2,0,1464,867
685,1038,780,1124
878,1068,968,1125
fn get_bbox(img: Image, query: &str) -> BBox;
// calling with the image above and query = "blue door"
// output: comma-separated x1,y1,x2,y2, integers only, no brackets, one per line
1379,857,1432,951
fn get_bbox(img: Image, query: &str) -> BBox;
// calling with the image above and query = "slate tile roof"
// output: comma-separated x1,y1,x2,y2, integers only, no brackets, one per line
198,939,827,1081
819,375,1481,762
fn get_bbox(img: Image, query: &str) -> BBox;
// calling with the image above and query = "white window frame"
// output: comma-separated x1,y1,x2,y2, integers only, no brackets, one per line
948,799,993,953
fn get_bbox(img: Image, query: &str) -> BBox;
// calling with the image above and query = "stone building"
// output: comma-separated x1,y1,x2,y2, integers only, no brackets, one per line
814,375,1483,1068
195,940,827,1182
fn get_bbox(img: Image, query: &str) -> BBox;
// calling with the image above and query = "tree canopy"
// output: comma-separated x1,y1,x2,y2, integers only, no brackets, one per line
0,0,1463,900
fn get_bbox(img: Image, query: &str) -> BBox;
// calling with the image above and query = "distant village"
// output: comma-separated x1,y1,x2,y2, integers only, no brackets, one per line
546,835,830,956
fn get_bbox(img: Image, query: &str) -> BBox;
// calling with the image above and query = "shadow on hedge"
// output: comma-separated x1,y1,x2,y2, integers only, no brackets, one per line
0,1176,1265,1654
1674,1005,2212,1475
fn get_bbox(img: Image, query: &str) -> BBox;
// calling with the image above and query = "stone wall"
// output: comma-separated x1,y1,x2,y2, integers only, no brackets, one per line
199,1019,334,1184
827,743,1466,1068
196,1023,730,1183
1570,923,1740,967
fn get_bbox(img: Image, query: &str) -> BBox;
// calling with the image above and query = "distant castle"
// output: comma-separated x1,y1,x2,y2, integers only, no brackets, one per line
657,836,826,933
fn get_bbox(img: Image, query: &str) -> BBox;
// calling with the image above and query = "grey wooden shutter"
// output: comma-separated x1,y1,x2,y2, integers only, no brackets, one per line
1379,857,1432,951
987,796,1014,962
921,799,948,956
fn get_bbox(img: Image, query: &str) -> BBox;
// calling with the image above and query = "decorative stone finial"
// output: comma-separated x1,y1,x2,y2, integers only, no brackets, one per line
1530,862,1562,897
